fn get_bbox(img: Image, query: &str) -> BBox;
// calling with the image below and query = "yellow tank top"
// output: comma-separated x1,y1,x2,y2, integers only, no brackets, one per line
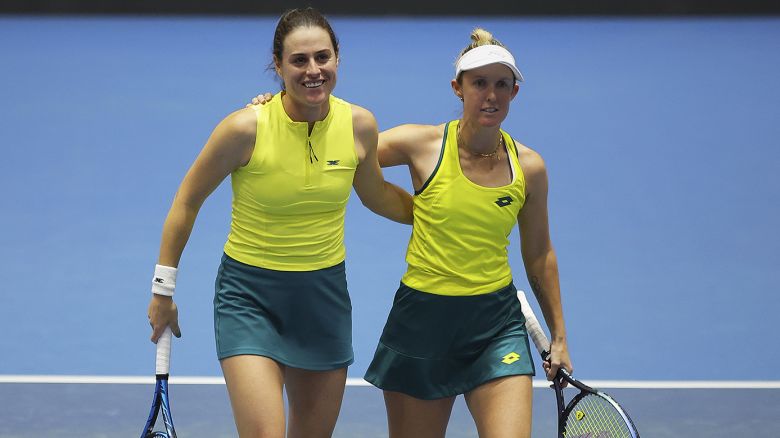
223,92,358,271
401,120,526,295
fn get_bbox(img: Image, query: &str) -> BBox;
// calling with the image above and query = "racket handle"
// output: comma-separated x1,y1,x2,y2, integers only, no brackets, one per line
516,290,552,358
155,327,173,375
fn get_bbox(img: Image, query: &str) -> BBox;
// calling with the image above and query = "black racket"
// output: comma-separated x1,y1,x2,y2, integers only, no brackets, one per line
517,291,640,438
140,327,178,438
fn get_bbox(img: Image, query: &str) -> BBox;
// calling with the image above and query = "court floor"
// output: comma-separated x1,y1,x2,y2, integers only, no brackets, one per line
1,381,777,437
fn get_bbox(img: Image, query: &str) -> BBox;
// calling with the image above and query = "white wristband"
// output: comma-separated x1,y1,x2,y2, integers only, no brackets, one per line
151,264,177,297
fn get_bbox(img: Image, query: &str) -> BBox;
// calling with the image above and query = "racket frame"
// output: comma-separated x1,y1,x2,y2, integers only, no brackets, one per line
553,368,639,438
516,291,639,438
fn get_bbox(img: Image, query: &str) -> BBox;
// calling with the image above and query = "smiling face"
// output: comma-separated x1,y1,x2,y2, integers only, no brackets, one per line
453,63,519,128
274,25,338,118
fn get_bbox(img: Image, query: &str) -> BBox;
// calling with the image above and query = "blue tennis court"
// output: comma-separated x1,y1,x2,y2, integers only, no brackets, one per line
2,380,779,436
1,15,778,436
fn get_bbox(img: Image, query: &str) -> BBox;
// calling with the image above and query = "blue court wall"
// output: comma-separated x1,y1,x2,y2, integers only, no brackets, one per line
0,16,778,380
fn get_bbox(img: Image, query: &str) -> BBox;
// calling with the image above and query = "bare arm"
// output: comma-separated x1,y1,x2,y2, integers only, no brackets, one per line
378,124,444,192
516,144,572,380
377,125,414,168
148,107,256,341
351,106,414,224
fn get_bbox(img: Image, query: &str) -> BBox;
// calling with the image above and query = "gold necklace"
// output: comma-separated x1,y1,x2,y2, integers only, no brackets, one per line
457,124,503,160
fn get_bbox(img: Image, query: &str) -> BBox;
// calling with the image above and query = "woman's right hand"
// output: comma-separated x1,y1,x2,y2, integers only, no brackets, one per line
147,294,181,343
246,92,274,107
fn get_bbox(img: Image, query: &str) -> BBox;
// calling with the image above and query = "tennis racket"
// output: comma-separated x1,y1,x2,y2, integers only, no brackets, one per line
140,327,178,438
517,290,640,438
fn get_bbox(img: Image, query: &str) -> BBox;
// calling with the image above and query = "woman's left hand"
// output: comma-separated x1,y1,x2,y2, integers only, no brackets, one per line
543,339,573,386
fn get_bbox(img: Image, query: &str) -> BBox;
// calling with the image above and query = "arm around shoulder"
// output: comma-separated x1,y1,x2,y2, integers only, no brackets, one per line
377,123,442,168
351,105,414,224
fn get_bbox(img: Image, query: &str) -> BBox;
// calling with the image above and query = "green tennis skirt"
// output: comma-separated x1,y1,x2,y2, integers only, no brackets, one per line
364,281,535,400
213,253,353,370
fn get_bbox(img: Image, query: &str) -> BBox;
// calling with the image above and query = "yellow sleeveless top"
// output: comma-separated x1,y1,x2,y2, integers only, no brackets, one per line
223,92,358,271
401,120,526,295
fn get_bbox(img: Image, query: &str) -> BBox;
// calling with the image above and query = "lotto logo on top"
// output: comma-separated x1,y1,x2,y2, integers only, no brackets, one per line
495,196,513,207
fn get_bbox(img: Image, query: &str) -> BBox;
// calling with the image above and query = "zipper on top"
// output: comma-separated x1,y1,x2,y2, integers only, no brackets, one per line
305,134,319,187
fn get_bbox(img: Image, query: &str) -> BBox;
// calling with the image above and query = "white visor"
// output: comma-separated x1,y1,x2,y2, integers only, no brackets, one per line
455,44,524,82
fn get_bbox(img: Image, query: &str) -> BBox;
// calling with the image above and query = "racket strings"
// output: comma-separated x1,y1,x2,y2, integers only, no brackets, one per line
563,393,633,438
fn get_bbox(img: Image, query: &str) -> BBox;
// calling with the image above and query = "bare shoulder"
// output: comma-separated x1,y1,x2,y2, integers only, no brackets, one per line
218,106,258,141
350,104,378,135
349,104,379,163
202,107,257,170
515,140,547,181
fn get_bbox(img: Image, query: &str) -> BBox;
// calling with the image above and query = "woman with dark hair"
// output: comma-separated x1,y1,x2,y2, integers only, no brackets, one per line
146,8,412,437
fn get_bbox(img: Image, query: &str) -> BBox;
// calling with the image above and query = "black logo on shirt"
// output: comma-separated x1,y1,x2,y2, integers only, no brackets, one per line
327,160,340,166
495,196,513,207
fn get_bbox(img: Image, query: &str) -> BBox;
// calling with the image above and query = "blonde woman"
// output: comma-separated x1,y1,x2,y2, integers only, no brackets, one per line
362,29,572,437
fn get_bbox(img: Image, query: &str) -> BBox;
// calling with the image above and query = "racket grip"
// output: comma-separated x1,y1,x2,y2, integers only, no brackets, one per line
155,327,173,375
516,290,552,358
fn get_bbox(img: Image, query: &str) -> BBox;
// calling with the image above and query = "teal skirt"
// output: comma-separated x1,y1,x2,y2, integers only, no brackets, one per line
364,282,535,400
213,253,353,370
